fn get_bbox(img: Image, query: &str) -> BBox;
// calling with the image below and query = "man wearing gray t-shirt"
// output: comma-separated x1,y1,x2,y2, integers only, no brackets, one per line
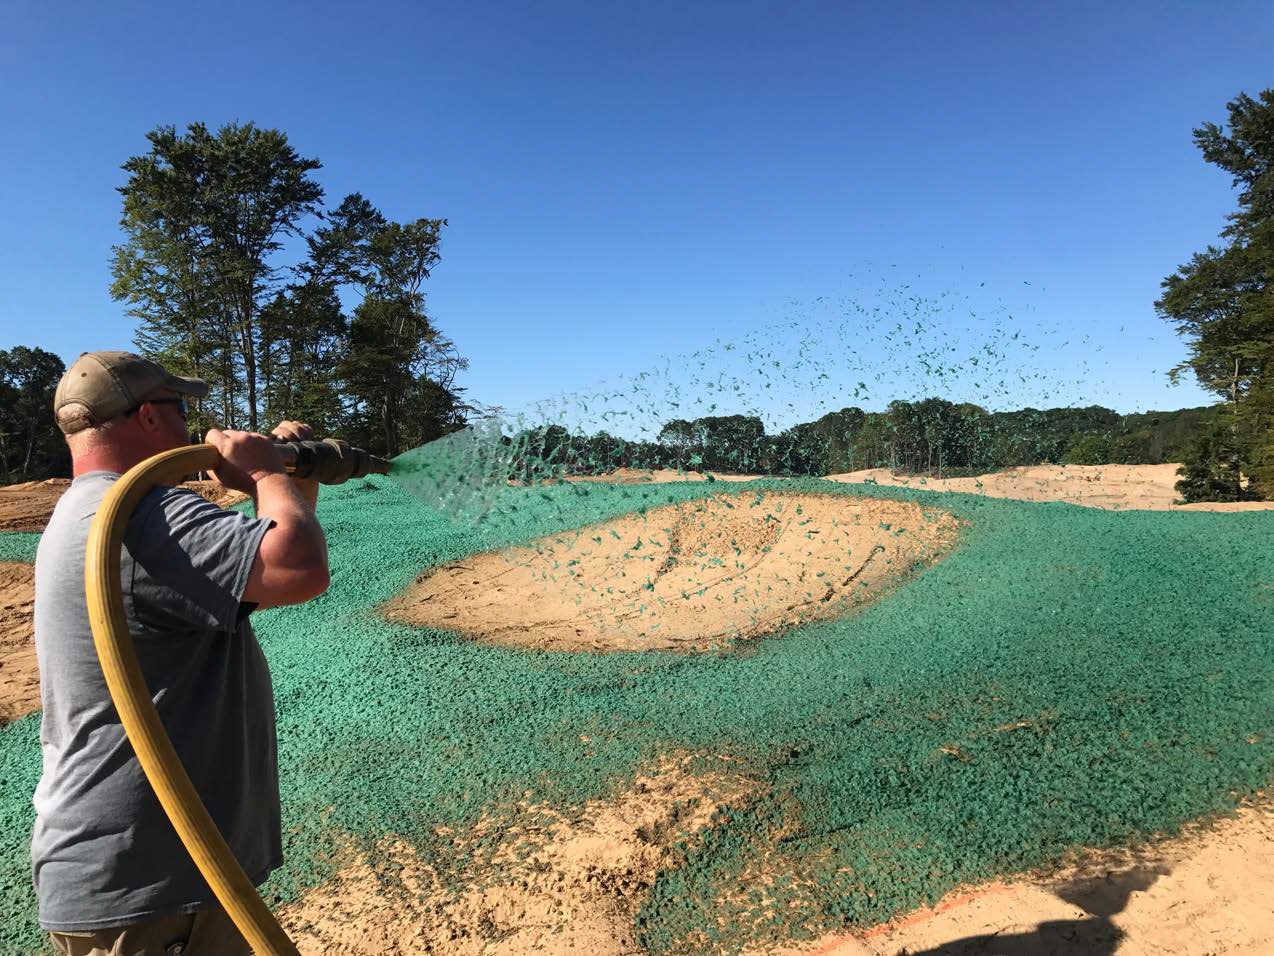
33,351,330,955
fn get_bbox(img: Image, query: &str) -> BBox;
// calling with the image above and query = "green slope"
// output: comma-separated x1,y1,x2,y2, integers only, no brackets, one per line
1,477,1270,954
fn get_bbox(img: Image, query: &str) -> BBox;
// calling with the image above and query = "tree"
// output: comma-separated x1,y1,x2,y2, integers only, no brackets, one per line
1175,420,1255,503
1157,90,1274,500
0,347,68,482
336,216,464,457
113,122,324,431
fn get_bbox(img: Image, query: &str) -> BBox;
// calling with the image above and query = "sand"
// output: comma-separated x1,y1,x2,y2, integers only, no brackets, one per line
281,767,1272,956
761,800,1274,956
382,491,960,653
280,754,761,955
0,478,69,532
824,463,1274,512
0,562,37,724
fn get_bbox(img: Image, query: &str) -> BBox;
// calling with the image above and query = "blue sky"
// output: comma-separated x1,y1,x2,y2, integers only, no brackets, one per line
1,1,1271,424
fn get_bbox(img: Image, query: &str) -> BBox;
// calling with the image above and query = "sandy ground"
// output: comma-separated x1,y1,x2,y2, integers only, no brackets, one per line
824,463,1274,512
281,764,1272,956
0,478,69,532
383,491,959,653
565,467,764,485
760,801,1274,956
280,754,762,955
0,562,37,724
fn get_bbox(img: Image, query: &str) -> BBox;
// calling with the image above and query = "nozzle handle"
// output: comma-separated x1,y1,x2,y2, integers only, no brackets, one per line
273,439,390,485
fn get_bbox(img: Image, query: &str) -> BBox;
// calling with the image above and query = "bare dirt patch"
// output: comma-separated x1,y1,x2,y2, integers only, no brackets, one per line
764,800,1274,956
383,491,961,653
0,478,69,532
0,477,249,534
563,467,762,485
280,754,760,955
826,463,1274,512
0,562,38,724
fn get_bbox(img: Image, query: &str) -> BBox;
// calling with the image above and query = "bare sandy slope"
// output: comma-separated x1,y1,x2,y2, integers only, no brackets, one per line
0,478,69,532
0,562,37,724
825,463,1274,512
762,801,1273,956
281,754,762,955
383,491,960,653
565,467,764,485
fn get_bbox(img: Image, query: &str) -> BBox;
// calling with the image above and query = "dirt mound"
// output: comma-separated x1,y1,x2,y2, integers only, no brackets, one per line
826,463,1274,512
0,478,68,532
0,562,38,724
0,477,249,533
383,491,961,653
564,467,761,484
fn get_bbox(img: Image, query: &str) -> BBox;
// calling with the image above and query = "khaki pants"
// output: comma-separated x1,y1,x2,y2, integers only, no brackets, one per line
48,902,250,956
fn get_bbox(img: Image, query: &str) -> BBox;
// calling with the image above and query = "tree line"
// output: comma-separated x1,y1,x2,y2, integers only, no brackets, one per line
499,403,1218,484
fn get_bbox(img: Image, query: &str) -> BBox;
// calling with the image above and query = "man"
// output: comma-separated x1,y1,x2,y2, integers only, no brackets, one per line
32,351,330,955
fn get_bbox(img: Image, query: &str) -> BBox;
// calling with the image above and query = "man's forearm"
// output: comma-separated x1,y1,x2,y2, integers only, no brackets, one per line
253,473,326,559
292,477,320,511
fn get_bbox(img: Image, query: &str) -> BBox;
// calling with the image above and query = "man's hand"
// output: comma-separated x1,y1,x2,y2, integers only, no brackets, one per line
207,429,286,494
269,420,320,507
269,420,314,443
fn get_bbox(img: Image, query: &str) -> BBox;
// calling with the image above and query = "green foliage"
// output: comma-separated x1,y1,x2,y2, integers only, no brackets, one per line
111,126,468,454
1063,433,1111,465
0,346,69,481
1174,418,1258,503
1156,89,1274,500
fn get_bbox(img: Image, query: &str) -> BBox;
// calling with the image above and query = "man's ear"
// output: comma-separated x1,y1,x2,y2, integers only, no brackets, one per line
134,402,162,435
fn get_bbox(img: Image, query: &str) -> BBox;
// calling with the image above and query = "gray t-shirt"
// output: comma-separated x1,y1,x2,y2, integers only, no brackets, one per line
32,472,278,931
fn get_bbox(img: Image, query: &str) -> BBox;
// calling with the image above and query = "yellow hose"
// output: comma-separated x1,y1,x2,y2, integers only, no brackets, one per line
84,444,300,956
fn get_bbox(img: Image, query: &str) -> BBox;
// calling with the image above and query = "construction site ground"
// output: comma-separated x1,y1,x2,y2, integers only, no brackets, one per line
0,466,1270,954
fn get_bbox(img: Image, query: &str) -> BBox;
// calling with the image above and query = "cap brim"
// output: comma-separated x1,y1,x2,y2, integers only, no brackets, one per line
166,374,210,399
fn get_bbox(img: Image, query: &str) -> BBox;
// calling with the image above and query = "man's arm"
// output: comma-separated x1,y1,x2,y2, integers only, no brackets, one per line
206,428,329,610
269,419,320,511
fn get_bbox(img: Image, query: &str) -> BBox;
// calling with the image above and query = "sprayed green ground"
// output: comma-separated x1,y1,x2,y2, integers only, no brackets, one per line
0,534,39,564
1,477,1271,954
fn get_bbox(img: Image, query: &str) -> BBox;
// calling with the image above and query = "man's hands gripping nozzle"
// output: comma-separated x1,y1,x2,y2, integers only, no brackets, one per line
205,426,390,490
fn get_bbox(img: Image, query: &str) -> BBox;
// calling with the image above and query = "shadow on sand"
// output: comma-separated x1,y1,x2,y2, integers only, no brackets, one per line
905,865,1167,955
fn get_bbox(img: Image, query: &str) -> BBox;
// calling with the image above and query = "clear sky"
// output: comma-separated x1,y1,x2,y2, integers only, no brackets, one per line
1,1,1271,422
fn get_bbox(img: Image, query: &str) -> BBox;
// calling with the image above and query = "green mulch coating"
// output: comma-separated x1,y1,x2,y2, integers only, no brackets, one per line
1,476,1271,954
0,534,40,565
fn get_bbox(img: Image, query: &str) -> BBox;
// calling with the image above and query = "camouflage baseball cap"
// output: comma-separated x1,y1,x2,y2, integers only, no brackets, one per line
54,351,209,434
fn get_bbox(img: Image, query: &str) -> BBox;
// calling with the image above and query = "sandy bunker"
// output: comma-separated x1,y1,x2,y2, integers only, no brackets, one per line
384,491,961,652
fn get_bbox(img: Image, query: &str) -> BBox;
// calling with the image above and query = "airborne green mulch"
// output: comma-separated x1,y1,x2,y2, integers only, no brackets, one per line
1,477,1271,954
